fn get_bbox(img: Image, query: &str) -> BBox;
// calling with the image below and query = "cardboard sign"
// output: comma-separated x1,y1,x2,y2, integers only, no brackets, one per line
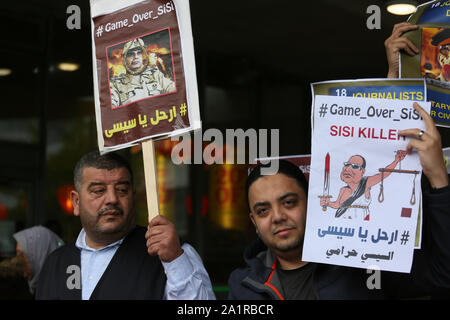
302,95,430,273
89,0,201,220
90,0,201,154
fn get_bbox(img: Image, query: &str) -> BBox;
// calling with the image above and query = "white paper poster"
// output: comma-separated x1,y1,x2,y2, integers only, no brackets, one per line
444,147,450,173
302,95,430,273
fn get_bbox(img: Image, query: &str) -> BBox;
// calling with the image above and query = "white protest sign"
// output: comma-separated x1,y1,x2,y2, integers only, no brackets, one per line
302,95,430,273
444,147,450,173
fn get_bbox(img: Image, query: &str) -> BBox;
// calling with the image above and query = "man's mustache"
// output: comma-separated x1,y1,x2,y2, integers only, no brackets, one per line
272,223,296,235
98,206,124,217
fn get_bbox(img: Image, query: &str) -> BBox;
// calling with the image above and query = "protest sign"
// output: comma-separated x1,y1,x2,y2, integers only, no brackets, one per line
311,78,426,101
90,0,201,154
302,95,430,273
311,78,427,129
89,0,200,220
311,78,427,248
399,0,450,127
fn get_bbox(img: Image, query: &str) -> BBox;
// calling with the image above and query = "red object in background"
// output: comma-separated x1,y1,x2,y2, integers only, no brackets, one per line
22,194,28,212
156,139,178,156
444,64,450,81
201,196,209,217
185,195,193,216
185,195,209,217
57,185,75,215
0,204,8,221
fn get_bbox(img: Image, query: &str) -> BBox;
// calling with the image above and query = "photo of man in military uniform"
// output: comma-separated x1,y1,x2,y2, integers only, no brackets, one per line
421,28,450,84
109,36,176,108
431,28,450,83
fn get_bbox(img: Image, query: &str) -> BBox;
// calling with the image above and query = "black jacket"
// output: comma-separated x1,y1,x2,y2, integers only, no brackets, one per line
36,226,166,300
228,185,450,300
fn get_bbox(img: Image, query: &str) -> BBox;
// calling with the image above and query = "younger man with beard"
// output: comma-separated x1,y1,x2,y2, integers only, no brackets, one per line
36,151,214,300
228,104,450,299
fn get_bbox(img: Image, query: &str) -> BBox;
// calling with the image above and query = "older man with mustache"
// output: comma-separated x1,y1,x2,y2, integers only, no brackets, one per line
36,151,214,300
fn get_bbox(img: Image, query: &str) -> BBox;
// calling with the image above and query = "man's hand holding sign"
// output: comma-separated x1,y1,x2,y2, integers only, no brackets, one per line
143,139,183,262
384,22,419,78
399,103,449,189
146,214,183,262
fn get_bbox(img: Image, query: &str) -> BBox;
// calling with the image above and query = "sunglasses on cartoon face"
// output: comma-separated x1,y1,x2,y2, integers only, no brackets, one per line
343,162,363,170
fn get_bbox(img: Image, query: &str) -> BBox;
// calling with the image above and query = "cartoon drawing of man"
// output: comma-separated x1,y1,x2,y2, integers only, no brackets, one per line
423,29,450,82
320,150,407,221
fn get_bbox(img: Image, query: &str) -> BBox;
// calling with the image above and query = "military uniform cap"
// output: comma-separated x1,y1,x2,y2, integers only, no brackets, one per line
431,29,450,46
123,38,146,56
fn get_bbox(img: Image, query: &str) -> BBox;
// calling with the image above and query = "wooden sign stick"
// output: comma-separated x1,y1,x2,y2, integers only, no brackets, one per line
142,139,160,222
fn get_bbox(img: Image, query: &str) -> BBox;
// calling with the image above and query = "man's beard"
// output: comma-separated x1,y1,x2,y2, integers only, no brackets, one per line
272,234,304,253
259,224,304,253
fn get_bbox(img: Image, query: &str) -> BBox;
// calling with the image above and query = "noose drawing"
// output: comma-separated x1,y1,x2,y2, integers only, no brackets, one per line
378,151,419,205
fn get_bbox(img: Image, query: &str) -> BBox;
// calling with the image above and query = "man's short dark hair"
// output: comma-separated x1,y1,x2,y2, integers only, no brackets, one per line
73,151,133,191
246,160,309,209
